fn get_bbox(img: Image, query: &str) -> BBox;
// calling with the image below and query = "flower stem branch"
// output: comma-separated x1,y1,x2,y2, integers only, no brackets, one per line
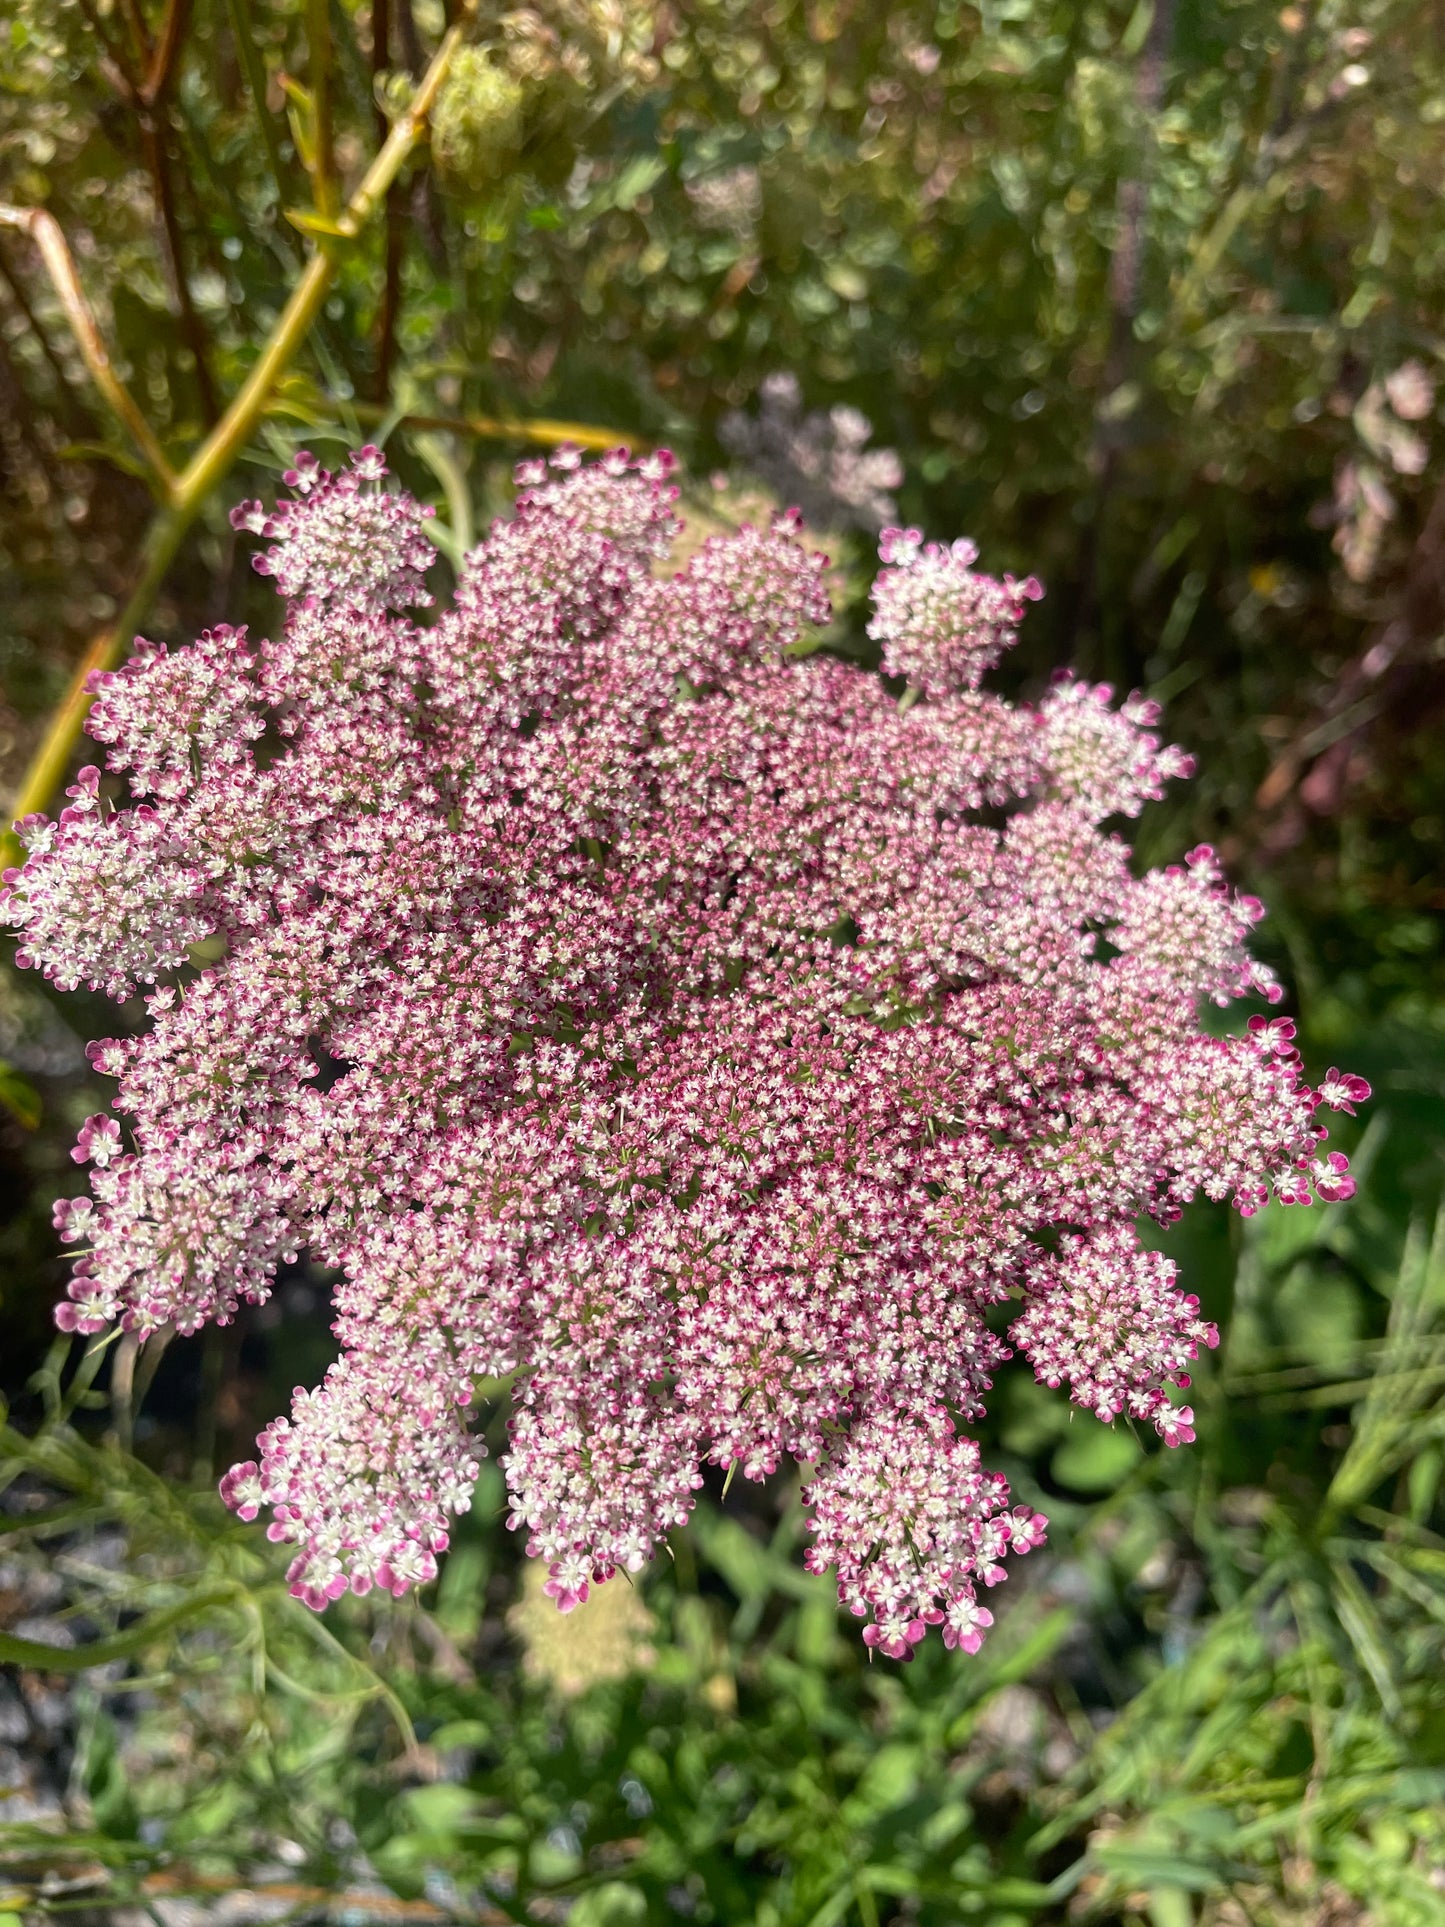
306,0,339,219
74,0,218,419
0,204,179,499
225,0,301,235
338,400,640,451
139,0,195,108
176,14,464,506
371,0,404,398
2,17,469,862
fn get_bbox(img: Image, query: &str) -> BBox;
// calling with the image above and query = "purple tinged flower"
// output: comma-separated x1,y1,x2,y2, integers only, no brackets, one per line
941,1596,994,1654
720,375,904,532
72,1114,123,1167
862,1615,928,1660
219,1461,264,1522
1012,1227,1220,1441
1156,1405,1196,1448
543,1555,594,1613
231,446,437,614
1,442,1368,1656
1311,1152,1357,1202
1315,1069,1371,1116
870,528,1037,696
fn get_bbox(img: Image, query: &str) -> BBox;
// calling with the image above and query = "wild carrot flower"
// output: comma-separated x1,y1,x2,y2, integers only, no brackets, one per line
4,445,1366,1653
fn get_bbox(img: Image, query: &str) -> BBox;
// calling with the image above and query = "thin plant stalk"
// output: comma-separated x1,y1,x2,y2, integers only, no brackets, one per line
307,0,339,219
225,0,301,236
371,0,403,397
337,400,638,450
1,17,470,867
0,205,179,498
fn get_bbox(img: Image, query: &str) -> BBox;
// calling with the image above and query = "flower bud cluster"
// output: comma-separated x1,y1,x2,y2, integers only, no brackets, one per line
3,445,1366,1655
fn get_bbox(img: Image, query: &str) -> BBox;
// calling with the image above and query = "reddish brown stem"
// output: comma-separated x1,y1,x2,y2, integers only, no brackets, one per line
119,0,155,67
372,0,392,123
74,0,216,423
141,0,194,108
308,0,338,217
0,203,177,494
73,0,143,103
141,118,221,423
0,234,96,436
395,0,425,75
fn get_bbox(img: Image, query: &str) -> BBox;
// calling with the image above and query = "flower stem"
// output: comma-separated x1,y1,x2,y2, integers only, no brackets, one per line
1,17,469,865
0,203,179,499
5,508,185,850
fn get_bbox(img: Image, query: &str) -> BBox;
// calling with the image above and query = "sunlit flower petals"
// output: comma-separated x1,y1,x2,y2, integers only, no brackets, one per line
72,1113,123,1167
4,445,1364,1648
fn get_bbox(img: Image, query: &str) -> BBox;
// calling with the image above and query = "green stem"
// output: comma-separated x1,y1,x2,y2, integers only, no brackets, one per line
412,428,474,558
5,508,184,852
174,18,463,506
307,0,338,218
0,1587,238,1674
339,399,636,450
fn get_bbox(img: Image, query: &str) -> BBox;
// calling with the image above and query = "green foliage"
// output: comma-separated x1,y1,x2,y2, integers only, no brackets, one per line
432,51,530,190
0,1062,39,1132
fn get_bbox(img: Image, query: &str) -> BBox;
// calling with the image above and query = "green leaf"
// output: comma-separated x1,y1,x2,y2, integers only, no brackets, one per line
1330,1558,1402,1721
54,441,159,485
1091,1844,1222,1893
1121,0,1155,57
610,155,666,211
823,262,868,303
1051,1421,1142,1491
285,208,356,241
0,1061,41,1131
0,1587,235,1673
569,1884,646,1926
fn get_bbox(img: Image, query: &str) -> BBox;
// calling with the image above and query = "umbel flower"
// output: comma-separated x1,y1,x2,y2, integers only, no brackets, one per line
4,447,1367,1659
720,371,904,534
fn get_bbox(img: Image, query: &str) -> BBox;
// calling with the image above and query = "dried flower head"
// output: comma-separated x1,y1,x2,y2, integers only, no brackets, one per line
4,445,1365,1657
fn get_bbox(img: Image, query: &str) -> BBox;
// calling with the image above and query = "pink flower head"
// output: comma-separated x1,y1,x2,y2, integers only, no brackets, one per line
870,529,1035,695
232,446,435,613
543,1554,595,1614
3,447,1366,1654
219,1460,264,1522
1156,1405,1196,1449
1248,1015,1299,1060
863,1615,929,1661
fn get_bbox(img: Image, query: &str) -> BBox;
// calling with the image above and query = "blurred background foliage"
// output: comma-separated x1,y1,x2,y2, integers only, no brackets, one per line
1,0,1444,1922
